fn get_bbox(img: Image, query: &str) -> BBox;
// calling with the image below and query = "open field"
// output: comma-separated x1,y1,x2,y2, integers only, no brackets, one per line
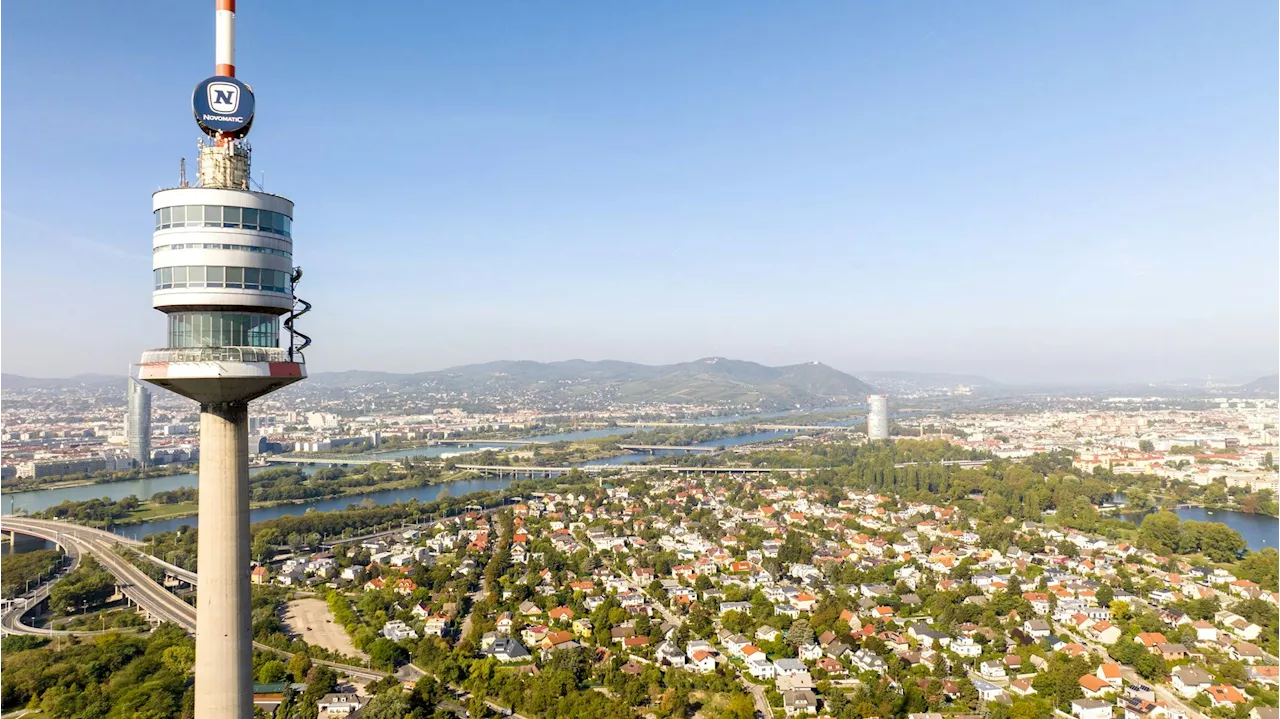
282,597,366,660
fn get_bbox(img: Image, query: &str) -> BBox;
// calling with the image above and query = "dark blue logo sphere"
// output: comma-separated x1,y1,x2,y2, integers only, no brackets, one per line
192,76,255,138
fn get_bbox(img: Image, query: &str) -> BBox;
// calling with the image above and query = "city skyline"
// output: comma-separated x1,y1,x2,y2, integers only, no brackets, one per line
3,1,1277,383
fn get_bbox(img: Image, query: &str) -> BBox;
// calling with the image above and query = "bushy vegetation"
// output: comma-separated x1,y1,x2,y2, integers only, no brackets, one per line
151,487,199,504
0,623,195,717
1136,511,1248,562
48,556,115,615
2,548,63,598
37,496,139,526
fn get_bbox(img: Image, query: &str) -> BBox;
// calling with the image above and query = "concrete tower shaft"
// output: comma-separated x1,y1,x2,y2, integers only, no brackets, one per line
137,3,308,718
194,402,252,718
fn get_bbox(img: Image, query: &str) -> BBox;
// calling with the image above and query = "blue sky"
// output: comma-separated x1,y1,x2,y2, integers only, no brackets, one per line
3,1,1276,383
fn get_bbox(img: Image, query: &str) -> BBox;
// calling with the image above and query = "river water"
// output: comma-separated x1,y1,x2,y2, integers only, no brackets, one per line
105,476,515,540
1120,506,1276,552
1,534,54,556
5,427,789,536
0,409,867,540
582,429,796,466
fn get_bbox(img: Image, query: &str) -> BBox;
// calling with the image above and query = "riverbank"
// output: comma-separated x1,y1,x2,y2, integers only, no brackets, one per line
110,475,519,538
1115,505,1276,551
1,464,198,495
31,468,481,530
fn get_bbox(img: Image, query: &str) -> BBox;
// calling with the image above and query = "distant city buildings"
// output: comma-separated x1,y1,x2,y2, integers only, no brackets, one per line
308,412,340,430
867,394,890,440
17,456,111,479
126,377,152,468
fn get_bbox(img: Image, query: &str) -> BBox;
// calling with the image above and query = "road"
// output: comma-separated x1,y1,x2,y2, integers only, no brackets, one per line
740,677,774,719
1073,634,1205,719
1,535,83,636
2,517,389,682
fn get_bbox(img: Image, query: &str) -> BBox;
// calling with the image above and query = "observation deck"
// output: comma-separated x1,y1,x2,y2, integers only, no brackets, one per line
138,347,304,403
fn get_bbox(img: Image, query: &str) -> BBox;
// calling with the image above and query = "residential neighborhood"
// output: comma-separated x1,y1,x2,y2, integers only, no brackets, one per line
240,457,1278,719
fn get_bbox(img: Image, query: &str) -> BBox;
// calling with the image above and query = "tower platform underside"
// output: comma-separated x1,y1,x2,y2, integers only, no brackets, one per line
139,348,304,403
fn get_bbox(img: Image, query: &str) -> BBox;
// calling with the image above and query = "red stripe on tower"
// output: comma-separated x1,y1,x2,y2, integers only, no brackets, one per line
215,0,236,77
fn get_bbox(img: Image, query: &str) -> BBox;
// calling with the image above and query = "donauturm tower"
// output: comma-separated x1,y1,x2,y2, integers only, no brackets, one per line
137,2,310,716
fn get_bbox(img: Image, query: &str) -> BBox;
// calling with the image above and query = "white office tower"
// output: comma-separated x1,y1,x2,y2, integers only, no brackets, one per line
136,2,309,717
867,394,890,440
126,376,152,467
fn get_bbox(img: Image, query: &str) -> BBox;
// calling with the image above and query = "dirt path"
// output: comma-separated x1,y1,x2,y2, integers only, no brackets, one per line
283,597,367,660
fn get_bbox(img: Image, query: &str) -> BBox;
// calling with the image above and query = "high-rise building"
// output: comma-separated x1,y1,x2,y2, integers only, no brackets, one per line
867,394,890,440
126,376,152,467
136,3,309,716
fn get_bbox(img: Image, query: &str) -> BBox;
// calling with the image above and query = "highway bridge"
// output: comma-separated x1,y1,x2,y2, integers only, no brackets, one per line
433,439,546,446
264,456,382,466
0,527,86,636
2,517,196,632
1,517,389,681
617,444,718,454
454,464,811,478
893,459,992,469
2,518,197,585
603,421,858,432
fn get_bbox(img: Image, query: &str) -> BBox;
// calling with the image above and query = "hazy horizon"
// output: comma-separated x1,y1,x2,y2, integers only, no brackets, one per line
2,355,1274,389
3,2,1276,384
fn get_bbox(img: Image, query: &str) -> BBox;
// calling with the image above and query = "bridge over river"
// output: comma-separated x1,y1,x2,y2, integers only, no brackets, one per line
453,464,813,478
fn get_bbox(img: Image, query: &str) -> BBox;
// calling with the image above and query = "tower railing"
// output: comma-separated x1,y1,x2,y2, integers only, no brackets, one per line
140,347,291,364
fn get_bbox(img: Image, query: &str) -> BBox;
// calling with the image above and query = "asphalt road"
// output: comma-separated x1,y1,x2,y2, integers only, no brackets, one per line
2,517,389,682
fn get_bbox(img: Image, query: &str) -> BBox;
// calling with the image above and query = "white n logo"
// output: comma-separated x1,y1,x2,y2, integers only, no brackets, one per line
208,82,239,113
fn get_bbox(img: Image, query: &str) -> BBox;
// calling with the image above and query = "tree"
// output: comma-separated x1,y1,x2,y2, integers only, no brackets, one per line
48,556,115,614
1137,512,1182,555
369,639,409,670
657,687,690,719
288,652,314,683
1203,485,1228,506
722,610,754,634
1236,548,1280,591
1138,440,1155,453
778,531,813,565
1009,696,1053,719
257,659,288,684
1095,584,1114,607
1195,522,1246,562
687,603,714,639
787,619,815,646
361,690,413,719
161,643,196,674
1032,654,1092,706
252,528,280,561
1110,601,1132,623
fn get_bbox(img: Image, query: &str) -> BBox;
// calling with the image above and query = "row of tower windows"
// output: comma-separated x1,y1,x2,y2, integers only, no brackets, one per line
168,312,279,348
154,242,292,259
154,266,292,293
155,205,292,237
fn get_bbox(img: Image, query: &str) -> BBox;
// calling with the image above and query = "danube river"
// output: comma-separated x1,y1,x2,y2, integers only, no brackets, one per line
2,409,860,537
1,427,625,515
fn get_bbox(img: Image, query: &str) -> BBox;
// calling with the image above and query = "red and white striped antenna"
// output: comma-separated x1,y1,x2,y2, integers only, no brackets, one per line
216,0,236,77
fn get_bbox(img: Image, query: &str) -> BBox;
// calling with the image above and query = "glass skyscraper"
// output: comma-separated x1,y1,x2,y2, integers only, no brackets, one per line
127,376,152,467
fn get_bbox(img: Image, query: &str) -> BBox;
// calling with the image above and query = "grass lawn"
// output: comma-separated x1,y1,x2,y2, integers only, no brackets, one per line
126,501,200,521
